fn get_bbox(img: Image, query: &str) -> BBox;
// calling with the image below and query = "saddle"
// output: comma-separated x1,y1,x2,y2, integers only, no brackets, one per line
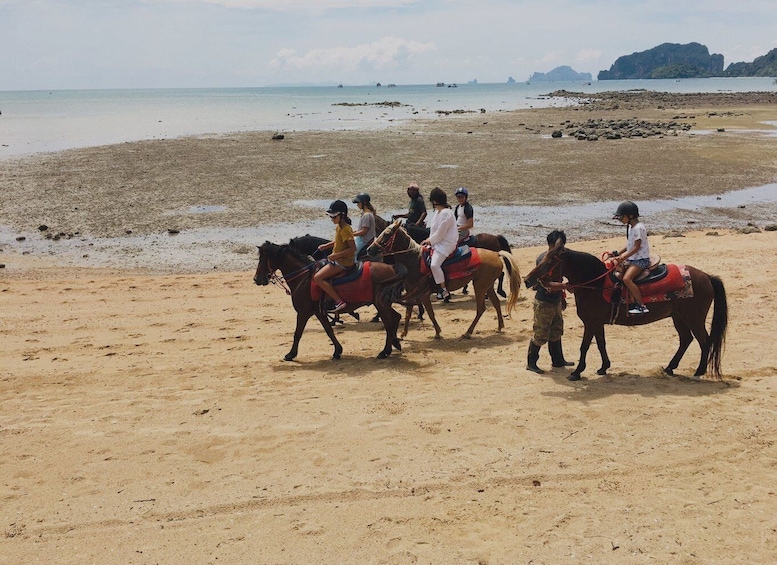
603,263,694,307
310,261,374,303
420,245,481,281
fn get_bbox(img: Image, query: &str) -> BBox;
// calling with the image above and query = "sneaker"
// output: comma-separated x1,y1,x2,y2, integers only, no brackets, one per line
628,304,649,315
330,301,348,313
436,289,451,300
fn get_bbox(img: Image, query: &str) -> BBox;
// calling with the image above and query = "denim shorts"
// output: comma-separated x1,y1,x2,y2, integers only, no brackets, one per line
625,257,651,270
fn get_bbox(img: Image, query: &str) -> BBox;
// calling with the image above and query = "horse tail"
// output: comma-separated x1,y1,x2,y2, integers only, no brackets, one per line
498,250,521,316
708,275,728,379
496,235,511,253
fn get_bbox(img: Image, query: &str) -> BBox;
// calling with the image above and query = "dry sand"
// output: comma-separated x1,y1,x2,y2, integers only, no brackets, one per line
1,94,777,563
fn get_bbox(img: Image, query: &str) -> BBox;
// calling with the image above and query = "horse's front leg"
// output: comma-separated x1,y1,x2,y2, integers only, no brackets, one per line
314,307,343,360
285,311,313,361
593,325,611,375
568,325,595,381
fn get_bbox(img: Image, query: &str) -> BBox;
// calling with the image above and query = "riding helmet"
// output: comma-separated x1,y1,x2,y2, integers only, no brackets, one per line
613,200,639,219
352,193,371,204
326,199,348,217
454,187,469,197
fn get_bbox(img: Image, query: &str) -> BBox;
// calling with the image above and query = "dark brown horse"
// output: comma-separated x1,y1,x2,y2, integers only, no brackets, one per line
523,240,728,381
254,241,407,360
405,224,512,297
368,220,521,339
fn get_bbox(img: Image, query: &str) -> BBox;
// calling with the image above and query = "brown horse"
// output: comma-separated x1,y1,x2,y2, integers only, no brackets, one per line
254,241,407,360
523,240,728,381
368,220,521,339
405,224,512,297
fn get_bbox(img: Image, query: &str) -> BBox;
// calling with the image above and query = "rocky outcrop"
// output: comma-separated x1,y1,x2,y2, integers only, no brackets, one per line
723,48,777,77
598,42,724,80
528,66,592,82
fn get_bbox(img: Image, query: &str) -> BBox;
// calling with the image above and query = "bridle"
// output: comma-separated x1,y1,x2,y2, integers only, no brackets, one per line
371,224,420,258
260,248,317,296
535,246,616,291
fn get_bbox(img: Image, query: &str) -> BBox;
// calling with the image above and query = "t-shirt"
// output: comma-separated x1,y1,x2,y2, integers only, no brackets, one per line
355,212,376,253
534,250,563,303
407,194,427,226
333,223,355,267
454,202,474,239
627,222,650,260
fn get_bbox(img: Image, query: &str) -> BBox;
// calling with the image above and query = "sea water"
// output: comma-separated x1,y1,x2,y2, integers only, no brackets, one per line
1,77,776,158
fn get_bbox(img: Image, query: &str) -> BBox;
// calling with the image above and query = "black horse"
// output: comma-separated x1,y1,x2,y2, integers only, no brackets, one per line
254,241,407,360
524,240,728,380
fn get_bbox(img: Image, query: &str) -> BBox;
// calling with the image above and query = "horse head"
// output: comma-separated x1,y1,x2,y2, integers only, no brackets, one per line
368,219,402,257
253,241,275,285
523,239,565,290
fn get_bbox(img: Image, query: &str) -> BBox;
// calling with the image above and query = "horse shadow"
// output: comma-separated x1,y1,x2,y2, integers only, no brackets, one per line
269,351,427,377
539,368,738,401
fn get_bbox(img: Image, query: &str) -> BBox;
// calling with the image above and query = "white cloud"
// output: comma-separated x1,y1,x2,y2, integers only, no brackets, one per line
269,36,436,73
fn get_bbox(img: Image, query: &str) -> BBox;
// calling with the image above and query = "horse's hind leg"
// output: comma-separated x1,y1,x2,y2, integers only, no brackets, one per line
665,316,694,376
487,286,505,332
496,272,507,298
593,326,611,375
688,318,711,377
463,283,495,337
377,305,401,359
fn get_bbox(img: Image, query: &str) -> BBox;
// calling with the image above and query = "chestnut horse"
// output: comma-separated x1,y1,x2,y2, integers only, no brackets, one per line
523,240,728,380
405,224,512,298
368,220,521,339
254,241,407,360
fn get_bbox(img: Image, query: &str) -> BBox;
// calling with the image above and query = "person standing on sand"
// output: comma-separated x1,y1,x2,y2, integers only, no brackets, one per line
527,229,575,374
392,181,427,228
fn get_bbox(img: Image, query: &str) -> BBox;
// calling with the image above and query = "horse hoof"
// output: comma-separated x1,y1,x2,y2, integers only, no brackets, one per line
461,333,472,340
332,353,341,360
392,339,402,351
378,351,389,359
664,367,674,376
596,368,607,375
283,354,295,362
498,291,507,299
567,373,581,381
434,334,442,340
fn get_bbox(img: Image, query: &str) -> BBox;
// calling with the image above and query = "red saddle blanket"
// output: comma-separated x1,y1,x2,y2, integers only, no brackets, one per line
420,248,482,281
603,263,694,304
310,262,373,303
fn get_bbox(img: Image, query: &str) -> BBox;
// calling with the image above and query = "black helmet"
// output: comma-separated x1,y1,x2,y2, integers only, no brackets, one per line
454,187,469,197
326,199,348,217
613,200,639,219
352,193,371,204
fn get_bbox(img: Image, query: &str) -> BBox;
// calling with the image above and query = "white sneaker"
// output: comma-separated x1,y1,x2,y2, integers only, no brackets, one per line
628,304,649,315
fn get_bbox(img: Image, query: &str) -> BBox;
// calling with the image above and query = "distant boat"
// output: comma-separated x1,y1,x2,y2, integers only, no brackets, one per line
448,83,458,88
436,82,445,87
376,82,382,87
337,83,343,88
387,83,396,88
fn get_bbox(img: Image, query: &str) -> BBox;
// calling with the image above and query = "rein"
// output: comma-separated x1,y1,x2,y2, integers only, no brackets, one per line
539,252,616,291
267,257,317,296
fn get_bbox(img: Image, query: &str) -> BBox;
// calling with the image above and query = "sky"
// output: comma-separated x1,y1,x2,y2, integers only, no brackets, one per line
2,0,776,91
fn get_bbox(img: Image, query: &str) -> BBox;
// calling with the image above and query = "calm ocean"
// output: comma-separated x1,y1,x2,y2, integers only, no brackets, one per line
2,77,776,158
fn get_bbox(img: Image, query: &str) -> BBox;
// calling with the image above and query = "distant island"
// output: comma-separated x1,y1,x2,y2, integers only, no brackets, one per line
598,42,777,80
528,66,592,82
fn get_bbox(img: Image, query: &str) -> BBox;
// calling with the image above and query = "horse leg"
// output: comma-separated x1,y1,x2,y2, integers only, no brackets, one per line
377,304,401,359
421,297,442,339
487,286,505,332
664,315,694,376
687,317,712,377
285,311,313,361
401,305,413,339
463,283,491,338
496,272,507,298
314,308,344,360
569,325,595,381
593,326,611,375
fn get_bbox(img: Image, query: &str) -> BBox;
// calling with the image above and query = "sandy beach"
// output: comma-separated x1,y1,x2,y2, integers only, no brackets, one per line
2,93,777,563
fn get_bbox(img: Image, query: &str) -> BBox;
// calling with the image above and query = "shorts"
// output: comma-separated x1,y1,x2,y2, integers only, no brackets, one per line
625,257,651,270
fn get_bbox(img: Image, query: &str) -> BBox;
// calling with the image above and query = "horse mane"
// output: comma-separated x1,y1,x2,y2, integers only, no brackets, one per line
564,248,607,285
399,226,423,254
